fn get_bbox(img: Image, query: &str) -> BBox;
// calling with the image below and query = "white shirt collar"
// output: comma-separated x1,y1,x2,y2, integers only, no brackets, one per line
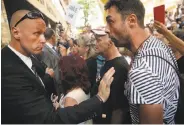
46,42,54,49
8,45,32,70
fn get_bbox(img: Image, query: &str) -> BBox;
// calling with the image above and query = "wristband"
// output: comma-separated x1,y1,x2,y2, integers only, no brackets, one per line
96,94,104,103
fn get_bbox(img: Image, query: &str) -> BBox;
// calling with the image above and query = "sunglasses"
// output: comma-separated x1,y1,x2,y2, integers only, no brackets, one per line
14,11,44,27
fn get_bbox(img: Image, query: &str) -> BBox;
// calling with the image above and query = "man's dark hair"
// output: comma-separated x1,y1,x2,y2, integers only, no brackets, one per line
44,28,55,40
105,0,145,28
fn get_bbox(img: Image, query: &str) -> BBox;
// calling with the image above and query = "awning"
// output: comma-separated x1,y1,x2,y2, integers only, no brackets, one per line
27,0,59,22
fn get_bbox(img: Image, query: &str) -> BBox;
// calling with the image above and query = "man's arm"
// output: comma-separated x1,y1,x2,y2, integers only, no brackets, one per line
47,95,103,123
2,54,115,124
154,20,184,55
139,104,163,124
129,56,165,124
46,67,115,123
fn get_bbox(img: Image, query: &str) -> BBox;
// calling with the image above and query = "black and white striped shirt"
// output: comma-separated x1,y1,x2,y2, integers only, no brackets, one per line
124,36,180,124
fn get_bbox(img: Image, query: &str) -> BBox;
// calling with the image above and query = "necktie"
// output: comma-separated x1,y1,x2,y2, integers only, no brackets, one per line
52,46,57,52
31,64,45,87
31,55,47,69
31,64,38,76
52,46,59,56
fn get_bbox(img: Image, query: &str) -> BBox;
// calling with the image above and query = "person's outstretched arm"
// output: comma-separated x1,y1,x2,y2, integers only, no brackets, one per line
46,67,115,124
154,20,184,55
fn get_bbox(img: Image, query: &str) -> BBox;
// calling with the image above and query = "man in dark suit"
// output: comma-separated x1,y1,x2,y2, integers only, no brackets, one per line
2,10,115,124
40,28,62,95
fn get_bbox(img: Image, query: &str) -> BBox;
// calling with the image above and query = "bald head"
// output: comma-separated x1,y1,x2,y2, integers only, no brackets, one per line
10,10,30,28
9,10,46,56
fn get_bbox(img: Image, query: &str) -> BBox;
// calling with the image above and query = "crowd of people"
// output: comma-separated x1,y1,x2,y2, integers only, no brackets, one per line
2,0,184,124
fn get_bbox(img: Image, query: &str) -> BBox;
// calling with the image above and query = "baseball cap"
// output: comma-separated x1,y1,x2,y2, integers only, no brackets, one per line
91,27,107,36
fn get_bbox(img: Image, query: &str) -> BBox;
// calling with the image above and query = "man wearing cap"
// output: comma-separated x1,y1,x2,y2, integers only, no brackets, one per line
91,27,131,124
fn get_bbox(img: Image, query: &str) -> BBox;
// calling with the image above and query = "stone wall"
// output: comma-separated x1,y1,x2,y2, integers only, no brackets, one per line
1,0,11,46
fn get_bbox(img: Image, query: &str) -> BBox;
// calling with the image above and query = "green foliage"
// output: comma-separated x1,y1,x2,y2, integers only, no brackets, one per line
77,0,97,26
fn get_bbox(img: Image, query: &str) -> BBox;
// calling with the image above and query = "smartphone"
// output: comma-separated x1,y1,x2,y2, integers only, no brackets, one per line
154,5,165,24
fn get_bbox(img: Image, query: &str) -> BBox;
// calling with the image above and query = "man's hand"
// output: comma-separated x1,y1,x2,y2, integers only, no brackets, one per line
97,67,115,102
51,93,60,111
154,20,168,35
46,68,54,78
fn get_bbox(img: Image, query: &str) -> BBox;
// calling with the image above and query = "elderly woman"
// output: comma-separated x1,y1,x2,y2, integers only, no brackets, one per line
72,34,97,60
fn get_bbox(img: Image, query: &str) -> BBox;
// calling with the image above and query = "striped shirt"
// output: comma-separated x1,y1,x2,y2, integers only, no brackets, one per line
124,35,180,124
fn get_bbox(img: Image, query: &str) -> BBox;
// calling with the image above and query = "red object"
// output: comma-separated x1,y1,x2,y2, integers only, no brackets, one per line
154,5,165,24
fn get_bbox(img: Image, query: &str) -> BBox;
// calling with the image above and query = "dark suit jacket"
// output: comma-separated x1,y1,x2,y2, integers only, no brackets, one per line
31,55,57,96
41,44,62,94
2,46,102,124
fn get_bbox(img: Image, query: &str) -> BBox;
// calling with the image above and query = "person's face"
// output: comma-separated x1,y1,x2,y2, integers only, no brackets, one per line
72,44,79,55
12,18,46,55
77,44,87,57
106,6,131,47
95,34,110,55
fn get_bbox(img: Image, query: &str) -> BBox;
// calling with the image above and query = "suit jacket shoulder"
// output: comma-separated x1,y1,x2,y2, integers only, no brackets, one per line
2,46,51,123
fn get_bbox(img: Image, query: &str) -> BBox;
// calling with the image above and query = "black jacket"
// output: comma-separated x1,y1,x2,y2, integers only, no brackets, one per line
2,46,102,124
31,55,57,96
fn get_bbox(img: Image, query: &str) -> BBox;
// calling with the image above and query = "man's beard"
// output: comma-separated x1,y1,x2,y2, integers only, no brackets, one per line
110,35,131,50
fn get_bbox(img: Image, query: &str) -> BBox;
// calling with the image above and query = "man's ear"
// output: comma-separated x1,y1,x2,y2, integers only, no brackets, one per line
127,14,137,28
11,27,20,40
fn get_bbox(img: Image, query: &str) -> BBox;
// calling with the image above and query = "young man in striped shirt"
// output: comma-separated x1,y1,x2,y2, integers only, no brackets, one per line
105,0,180,124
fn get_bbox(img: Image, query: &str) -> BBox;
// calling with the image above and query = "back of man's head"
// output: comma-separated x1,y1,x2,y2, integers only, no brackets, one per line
105,0,145,28
44,28,55,40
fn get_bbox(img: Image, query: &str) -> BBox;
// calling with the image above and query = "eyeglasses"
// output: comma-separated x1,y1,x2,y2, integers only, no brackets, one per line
14,11,44,27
